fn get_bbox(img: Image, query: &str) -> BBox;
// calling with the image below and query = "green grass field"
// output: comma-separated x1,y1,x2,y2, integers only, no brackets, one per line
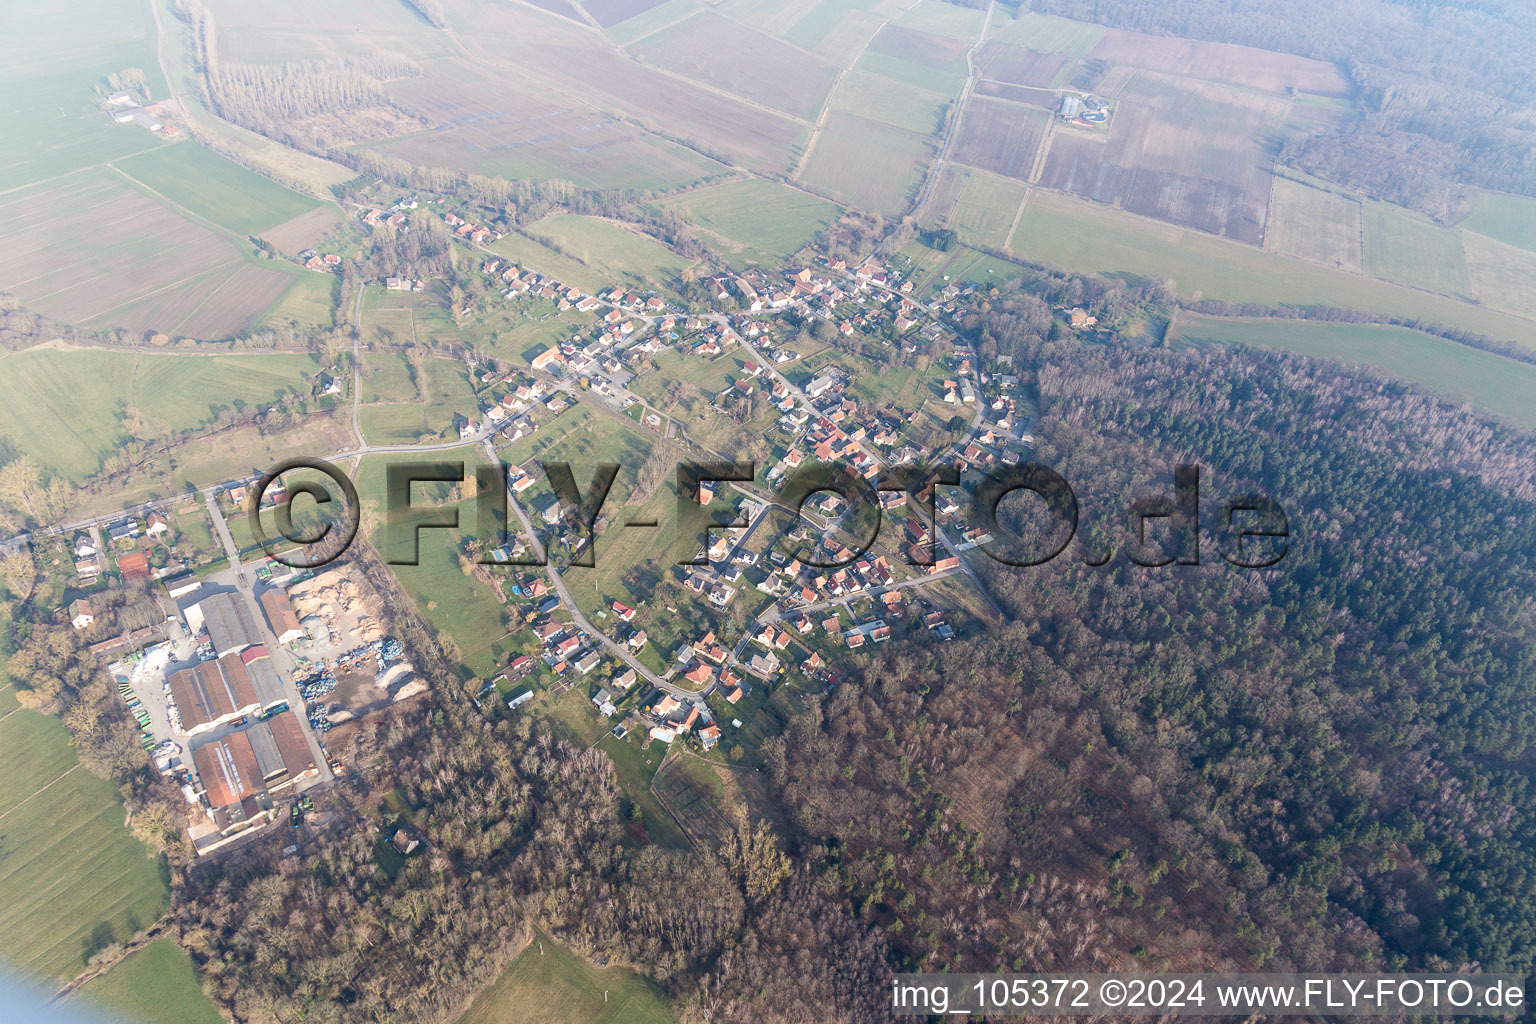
524,215,695,289
459,932,674,1024
1265,176,1363,272
989,10,1104,56
358,351,418,404
596,732,690,850
1460,191,1536,254
1462,230,1536,321
828,69,950,136
113,142,323,237
358,450,511,678
0,349,323,483
801,111,935,218
488,232,615,296
1361,202,1472,298
1172,313,1536,429
74,938,222,1024
855,49,967,96
0,0,168,191
0,709,170,984
1010,189,1536,349
896,0,987,40
357,356,477,444
942,168,1028,249
646,178,842,270
263,273,336,327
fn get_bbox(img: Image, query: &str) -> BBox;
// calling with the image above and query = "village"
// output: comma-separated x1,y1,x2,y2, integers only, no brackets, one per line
37,189,1098,858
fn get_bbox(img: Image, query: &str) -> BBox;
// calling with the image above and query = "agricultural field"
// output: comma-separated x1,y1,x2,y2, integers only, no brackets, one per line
0,349,323,484
784,2,890,65
1265,177,1363,272
975,41,1067,88
1459,191,1536,253
596,729,690,850
1039,71,1290,243
1010,190,1536,349
1171,314,1536,430
259,206,345,256
73,938,223,1024
452,3,806,174
800,111,935,217
895,0,988,40
645,178,841,269
0,167,301,338
629,11,840,120
974,80,1061,109
585,0,672,29
952,98,1049,183
0,709,170,985
603,0,698,45
858,26,971,95
935,167,1029,250
112,143,324,237
524,215,695,289
205,0,459,63
377,67,725,194
828,69,950,136
1361,203,1472,298
1461,231,1536,321
988,11,1104,57
1087,28,1351,96
0,0,168,193
459,933,673,1024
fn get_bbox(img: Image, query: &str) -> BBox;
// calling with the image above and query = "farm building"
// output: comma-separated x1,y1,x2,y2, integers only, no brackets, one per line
245,711,318,793
170,654,261,735
259,589,304,644
193,592,260,657
192,731,263,810
239,645,289,708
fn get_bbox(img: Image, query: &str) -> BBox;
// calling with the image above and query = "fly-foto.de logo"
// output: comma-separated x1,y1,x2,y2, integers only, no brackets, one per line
247,457,1290,572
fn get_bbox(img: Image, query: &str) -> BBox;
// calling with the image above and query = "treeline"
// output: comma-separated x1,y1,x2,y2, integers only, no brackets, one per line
1026,0,1536,214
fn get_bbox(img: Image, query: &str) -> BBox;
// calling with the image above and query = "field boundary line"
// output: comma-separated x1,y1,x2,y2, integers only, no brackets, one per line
0,763,82,824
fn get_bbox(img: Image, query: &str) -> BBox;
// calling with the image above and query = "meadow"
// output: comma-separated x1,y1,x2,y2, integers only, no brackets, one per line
73,938,223,1024
828,69,950,136
0,349,323,484
988,11,1104,57
458,932,673,1024
596,731,689,850
1265,176,1363,272
937,168,1029,250
1460,231,1536,322
358,450,511,679
645,178,841,269
1171,314,1536,429
800,112,935,217
1361,202,1472,298
523,215,695,289
1460,191,1536,253
0,709,170,985
1009,189,1536,349
112,142,323,237
357,356,477,445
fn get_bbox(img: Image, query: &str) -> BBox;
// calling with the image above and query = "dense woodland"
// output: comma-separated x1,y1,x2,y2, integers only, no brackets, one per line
1027,0,1536,217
